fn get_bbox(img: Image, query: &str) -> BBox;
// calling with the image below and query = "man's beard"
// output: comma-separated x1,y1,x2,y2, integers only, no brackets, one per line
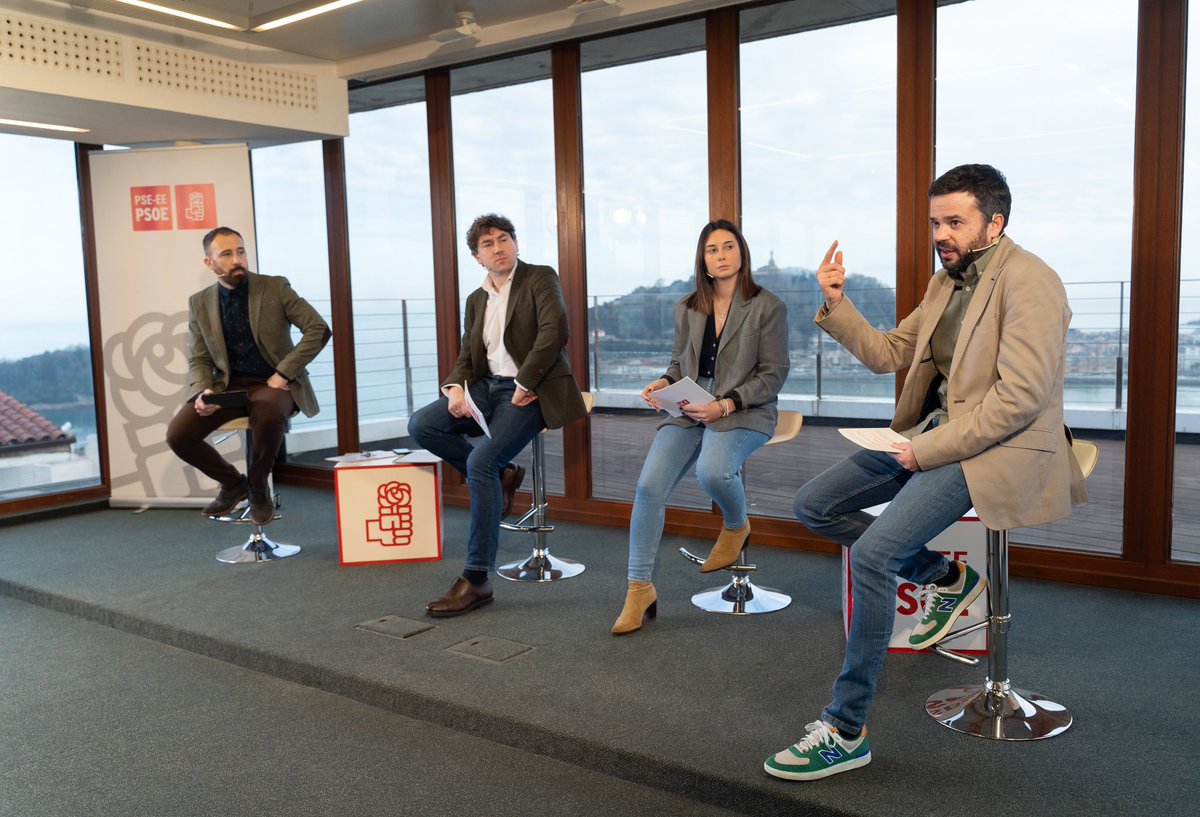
939,228,991,277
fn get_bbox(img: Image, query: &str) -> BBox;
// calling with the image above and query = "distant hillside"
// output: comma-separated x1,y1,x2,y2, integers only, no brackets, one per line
590,263,897,349
0,346,94,406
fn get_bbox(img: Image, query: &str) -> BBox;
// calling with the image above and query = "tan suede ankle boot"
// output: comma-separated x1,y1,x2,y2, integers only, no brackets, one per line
700,520,751,573
611,581,658,635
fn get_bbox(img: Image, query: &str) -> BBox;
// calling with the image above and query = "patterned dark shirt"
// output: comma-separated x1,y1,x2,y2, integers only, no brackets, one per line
218,280,274,380
699,312,720,379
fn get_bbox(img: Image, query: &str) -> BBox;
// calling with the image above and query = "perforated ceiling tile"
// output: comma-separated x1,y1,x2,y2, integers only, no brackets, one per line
133,43,317,110
1,14,122,78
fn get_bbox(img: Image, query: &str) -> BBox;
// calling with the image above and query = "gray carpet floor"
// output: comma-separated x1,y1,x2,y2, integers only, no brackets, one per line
2,486,1198,816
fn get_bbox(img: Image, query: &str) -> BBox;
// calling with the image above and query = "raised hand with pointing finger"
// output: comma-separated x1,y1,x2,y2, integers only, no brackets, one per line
817,240,846,309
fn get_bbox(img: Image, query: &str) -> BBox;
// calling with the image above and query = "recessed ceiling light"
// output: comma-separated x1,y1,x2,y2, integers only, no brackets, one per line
110,0,244,31
252,0,368,33
0,117,90,133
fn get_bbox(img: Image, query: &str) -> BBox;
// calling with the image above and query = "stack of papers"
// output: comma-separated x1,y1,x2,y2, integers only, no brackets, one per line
647,376,717,418
838,427,908,451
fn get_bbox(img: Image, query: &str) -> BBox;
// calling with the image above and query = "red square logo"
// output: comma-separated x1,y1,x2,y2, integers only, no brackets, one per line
174,184,217,230
130,186,172,231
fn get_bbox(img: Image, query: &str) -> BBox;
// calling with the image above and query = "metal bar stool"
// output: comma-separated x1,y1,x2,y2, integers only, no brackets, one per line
208,416,300,564
496,392,594,582
925,437,1099,740
677,411,804,614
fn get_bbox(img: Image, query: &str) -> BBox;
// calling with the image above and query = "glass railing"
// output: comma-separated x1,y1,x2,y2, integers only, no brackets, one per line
279,277,1200,454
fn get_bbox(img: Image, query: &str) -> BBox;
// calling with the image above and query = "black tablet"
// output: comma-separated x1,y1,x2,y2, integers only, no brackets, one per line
201,391,250,409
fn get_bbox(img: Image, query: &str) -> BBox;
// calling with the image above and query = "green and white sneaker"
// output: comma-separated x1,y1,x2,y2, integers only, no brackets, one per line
764,721,871,781
908,560,985,650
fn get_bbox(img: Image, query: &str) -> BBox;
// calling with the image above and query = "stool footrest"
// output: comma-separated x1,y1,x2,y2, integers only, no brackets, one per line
500,522,555,533
929,618,989,665
677,547,757,572
930,643,981,666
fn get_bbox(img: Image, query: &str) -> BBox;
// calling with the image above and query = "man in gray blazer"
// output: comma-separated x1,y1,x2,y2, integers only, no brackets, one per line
166,227,330,526
765,165,1086,781
409,214,587,618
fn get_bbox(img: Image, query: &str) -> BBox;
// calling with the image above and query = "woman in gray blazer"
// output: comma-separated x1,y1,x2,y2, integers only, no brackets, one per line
612,220,790,635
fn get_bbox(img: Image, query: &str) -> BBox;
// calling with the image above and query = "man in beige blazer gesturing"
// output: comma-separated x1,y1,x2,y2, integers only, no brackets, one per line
409,214,587,618
166,227,330,526
764,165,1086,782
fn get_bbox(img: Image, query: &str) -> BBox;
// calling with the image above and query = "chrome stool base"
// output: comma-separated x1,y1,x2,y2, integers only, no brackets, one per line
210,505,296,563
497,431,585,582
679,546,791,615
215,528,301,563
926,527,1073,740
497,548,585,582
926,683,1073,741
690,578,791,615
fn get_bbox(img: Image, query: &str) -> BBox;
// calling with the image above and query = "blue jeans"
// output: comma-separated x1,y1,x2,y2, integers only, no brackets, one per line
793,448,972,736
408,376,546,573
627,423,770,582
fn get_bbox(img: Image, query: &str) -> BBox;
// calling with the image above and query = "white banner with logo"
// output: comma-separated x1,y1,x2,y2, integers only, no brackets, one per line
842,507,989,654
89,144,256,507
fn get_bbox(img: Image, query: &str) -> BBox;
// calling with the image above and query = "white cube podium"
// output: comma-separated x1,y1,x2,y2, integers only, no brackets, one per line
334,456,443,566
842,506,988,654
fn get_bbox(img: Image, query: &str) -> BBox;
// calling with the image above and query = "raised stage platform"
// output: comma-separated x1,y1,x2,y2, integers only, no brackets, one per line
1,486,1195,817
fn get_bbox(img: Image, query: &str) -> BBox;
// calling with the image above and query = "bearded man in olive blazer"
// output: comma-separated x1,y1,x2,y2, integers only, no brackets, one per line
409,213,587,618
166,226,330,526
764,165,1087,782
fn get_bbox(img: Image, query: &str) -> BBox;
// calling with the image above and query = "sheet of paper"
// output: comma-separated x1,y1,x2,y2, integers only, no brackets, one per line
326,450,397,464
462,381,491,438
838,427,909,452
648,376,717,418
395,450,442,464
326,450,443,467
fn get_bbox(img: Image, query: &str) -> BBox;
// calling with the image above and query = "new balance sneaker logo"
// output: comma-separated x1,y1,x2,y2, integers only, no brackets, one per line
817,746,844,765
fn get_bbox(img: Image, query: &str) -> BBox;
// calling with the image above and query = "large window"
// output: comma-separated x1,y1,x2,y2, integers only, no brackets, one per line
451,54,559,301
346,78,436,451
580,22,709,507
1174,2,1200,564
937,0,1137,555
0,134,100,500
251,141,335,464
450,53,564,493
740,2,898,517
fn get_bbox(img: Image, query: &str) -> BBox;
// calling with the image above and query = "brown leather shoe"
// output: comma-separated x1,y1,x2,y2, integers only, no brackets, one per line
202,475,248,517
425,577,494,618
500,464,526,519
248,491,275,526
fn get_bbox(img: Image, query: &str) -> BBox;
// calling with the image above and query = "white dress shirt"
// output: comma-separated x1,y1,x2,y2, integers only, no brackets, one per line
443,261,528,396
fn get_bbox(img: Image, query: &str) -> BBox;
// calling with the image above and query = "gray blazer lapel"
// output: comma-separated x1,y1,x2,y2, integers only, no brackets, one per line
687,306,707,371
717,289,750,357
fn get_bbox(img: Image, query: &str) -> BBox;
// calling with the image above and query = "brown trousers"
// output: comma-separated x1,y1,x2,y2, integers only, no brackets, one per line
165,377,297,496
